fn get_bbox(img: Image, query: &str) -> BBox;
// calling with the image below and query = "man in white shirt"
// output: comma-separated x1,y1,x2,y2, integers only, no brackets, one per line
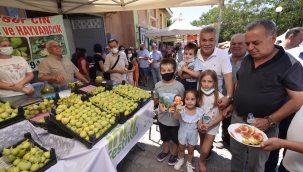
196,26,234,108
181,26,233,161
103,39,128,84
138,43,150,87
150,43,162,87
281,27,303,50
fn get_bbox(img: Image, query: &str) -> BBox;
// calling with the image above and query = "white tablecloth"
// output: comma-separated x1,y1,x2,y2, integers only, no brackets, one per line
46,100,154,172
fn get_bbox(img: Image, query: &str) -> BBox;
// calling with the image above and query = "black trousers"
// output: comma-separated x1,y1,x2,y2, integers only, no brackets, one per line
221,117,231,144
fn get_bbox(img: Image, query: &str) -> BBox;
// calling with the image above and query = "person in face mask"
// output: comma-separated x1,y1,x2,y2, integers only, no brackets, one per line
119,45,125,53
153,58,185,166
177,42,203,90
0,36,34,98
149,43,163,88
103,39,130,84
196,69,225,172
125,49,135,86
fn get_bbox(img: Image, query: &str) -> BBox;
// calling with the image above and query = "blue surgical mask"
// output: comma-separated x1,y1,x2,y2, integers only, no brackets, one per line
201,88,215,95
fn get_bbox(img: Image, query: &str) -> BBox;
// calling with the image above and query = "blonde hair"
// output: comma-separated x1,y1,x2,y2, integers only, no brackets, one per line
197,70,219,108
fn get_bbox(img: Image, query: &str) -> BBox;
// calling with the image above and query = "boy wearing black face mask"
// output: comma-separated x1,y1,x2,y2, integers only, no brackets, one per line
154,58,185,166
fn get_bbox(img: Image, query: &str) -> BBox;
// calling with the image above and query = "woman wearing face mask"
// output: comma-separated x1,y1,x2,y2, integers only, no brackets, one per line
125,49,135,86
0,37,34,98
119,45,125,53
77,48,90,81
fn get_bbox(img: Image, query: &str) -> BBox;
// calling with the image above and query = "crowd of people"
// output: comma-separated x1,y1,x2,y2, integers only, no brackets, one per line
152,20,303,172
0,19,303,172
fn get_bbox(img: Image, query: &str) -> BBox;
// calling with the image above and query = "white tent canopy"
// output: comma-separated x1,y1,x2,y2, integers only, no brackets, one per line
1,0,222,14
145,14,201,42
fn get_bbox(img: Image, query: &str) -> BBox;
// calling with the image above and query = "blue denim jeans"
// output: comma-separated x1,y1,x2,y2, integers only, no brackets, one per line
151,67,161,85
181,80,197,90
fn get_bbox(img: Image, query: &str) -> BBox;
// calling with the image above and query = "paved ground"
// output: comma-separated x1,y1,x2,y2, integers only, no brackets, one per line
116,79,283,172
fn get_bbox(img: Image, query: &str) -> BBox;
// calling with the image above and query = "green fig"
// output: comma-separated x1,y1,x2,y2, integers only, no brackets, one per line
29,163,39,172
6,155,16,162
33,155,41,164
11,147,20,156
13,158,21,166
16,149,26,157
22,153,30,161
2,148,11,156
30,147,37,154
43,151,50,159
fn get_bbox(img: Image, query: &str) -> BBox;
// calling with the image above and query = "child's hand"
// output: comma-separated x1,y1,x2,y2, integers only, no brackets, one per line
201,124,210,132
182,63,189,72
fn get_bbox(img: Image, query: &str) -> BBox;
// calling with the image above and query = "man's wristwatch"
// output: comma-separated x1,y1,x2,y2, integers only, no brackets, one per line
226,95,233,103
265,116,276,128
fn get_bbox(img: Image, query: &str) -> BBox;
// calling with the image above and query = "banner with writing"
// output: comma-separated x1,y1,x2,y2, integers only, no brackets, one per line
105,101,154,167
0,15,70,71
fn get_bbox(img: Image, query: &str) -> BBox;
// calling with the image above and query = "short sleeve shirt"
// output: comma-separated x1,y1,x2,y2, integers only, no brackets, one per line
0,56,34,97
94,54,105,72
154,80,185,126
138,49,150,68
150,50,162,68
38,54,79,87
197,47,232,93
234,45,303,118
103,52,129,84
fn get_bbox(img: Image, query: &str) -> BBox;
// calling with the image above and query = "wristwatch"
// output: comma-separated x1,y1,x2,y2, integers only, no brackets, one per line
265,116,276,128
226,95,233,103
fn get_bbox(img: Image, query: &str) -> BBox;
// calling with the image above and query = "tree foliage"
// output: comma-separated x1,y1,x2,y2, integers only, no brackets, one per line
191,0,303,42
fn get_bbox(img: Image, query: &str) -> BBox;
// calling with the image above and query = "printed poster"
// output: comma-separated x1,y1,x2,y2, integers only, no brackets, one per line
0,15,70,71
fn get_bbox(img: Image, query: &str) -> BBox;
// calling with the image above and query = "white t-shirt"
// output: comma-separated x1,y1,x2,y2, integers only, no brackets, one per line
104,52,128,84
138,49,150,68
285,46,303,66
283,106,303,171
150,50,162,68
0,56,34,97
197,47,232,93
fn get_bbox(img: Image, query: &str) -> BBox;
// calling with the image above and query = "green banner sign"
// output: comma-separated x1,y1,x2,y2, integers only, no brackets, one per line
0,15,70,71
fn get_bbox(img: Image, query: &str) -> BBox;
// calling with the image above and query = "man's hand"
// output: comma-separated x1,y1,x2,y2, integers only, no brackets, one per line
21,87,34,95
251,118,270,131
54,75,66,83
259,138,284,151
222,104,233,118
14,82,23,91
218,96,230,109
118,70,127,75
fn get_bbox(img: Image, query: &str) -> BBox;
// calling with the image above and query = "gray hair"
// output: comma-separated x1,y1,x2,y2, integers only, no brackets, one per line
285,27,303,39
230,33,245,41
245,20,277,38
46,40,58,49
200,26,217,35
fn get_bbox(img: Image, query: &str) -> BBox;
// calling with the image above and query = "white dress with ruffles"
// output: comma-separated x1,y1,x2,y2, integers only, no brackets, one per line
178,107,204,145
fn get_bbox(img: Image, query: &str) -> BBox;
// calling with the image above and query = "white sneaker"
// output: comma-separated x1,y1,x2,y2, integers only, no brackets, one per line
174,158,184,170
186,161,194,172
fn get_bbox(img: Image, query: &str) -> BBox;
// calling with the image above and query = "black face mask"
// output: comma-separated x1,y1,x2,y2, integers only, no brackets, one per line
161,72,175,81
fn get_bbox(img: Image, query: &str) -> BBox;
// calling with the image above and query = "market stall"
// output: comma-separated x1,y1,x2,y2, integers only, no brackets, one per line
46,100,154,172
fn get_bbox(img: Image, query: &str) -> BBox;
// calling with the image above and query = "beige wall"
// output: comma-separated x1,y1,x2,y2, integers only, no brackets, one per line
103,11,136,48
137,10,148,29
